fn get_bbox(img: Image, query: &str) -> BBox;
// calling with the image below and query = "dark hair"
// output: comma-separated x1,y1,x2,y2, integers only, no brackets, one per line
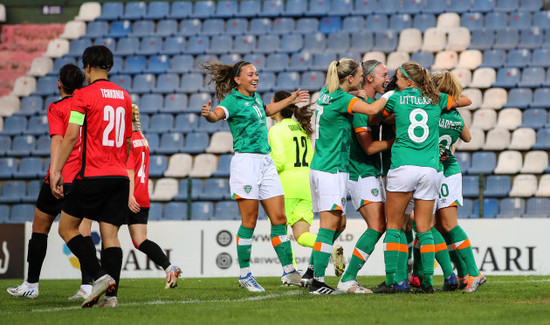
81,45,113,70
385,70,398,92
58,64,85,95
200,60,252,101
273,91,314,137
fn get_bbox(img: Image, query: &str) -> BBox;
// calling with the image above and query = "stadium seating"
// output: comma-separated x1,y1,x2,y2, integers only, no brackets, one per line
523,198,550,218
509,174,538,197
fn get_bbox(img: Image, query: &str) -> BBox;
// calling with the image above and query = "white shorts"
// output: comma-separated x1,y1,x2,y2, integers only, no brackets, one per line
387,166,439,201
348,176,385,211
310,169,348,213
230,153,284,200
405,171,443,215
437,173,463,210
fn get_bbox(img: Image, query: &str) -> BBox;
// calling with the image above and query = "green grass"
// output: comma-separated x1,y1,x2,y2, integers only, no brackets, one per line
2,276,550,325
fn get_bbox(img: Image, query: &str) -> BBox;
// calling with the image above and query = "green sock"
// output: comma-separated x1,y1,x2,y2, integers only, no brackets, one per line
417,231,435,287
383,229,401,285
313,228,335,281
448,225,480,277
396,230,409,283
271,224,294,272
442,231,468,278
296,232,316,248
412,237,423,277
405,229,414,260
236,225,254,276
341,229,381,282
432,227,454,278
333,230,342,242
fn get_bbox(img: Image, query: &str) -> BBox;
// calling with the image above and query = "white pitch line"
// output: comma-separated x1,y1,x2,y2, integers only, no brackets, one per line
22,290,303,314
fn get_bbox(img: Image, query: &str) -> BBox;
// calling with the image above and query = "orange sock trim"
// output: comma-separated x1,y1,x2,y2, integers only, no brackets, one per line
420,244,435,253
399,243,409,253
353,248,366,261
454,238,471,251
435,243,448,252
271,236,282,247
384,242,402,252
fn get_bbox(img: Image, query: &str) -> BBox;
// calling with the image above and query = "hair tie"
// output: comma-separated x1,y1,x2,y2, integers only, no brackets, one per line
336,61,340,66
400,65,417,84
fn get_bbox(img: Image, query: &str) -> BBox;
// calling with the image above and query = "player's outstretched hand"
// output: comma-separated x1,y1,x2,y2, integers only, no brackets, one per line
128,195,140,213
50,171,64,199
289,89,310,104
201,99,212,117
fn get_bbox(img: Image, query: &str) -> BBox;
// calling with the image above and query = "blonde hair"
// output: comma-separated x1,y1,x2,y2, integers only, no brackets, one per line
132,104,148,147
325,58,360,93
200,60,251,101
431,71,462,101
401,62,440,105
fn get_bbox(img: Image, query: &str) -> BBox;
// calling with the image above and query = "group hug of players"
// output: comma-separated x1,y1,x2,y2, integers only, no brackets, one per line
7,44,485,308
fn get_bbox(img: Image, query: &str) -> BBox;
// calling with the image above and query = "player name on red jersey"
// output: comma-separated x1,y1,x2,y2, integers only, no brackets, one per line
100,88,125,100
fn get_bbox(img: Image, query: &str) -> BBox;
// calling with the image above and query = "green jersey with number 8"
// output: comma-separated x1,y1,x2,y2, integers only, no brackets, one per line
217,89,271,154
439,109,464,177
311,87,359,173
382,87,452,170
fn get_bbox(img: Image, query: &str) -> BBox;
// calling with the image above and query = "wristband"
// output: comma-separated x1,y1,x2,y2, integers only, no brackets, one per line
381,90,395,101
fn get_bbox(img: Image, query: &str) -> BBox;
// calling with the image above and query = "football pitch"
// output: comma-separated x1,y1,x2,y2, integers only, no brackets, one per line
2,276,550,324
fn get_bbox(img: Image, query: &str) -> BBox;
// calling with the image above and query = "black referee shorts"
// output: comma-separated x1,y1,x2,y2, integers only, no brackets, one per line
62,177,129,227
35,182,72,217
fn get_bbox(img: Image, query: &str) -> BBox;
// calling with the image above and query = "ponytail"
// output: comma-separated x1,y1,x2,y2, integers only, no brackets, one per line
325,58,359,93
400,62,440,105
200,60,251,101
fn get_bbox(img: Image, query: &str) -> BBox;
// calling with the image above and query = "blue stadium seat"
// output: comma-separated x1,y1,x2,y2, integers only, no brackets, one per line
212,154,232,177
258,72,276,91
182,132,209,154
41,157,50,175
187,36,209,54
483,175,511,198
519,28,543,49
33,76,57,96
14,157,42,179
163,94,189,113
192,0,215,18
139,93,163,113
354,0,377,15
280,33,303,52
493,29,519,50
289,52,313,72
301,71,325,91
168,54,193,73
208,35,233,55
493,67,520,88
131,20,155,37
0,135,10,155
174,178,202,201
22,180,41,203
389,14,412,32
373,31,398,52
345,201,361,219
543,29,550,48
272,17,296,35
93,37,116,53
196,115,222,133
226,18,248,35
180,73,203,93
115,37,139,56
156,19,178,37
457,198,473,219
9,204,35,223
139,36,163,56
366,14,388,33
306,0,330,16
179,19,202,36
149,114,174,133
534,12,550,30
412,13,436,32
233,35,256,54
520,109,547,129
220,52,241,64
285,0,308,17
523,198,550,218
43,96,60,111
479,49,506,68
154,73,179,94
1,116,27,136
174,113,199,133
330,0,354,16
319,16,342,34
276,72,300,90
215,0,239,18
498,197,525,218
85,21,109,39
519,67,545,88
342,16,364,33
200,178,230,200
485,12,508,31
237,0,262,17
249,18,272,35
338,52,361,62
423,0,447,13
532,127,550,150
68,38,92,57
34,135,50,156
214,201,240,220
26,115,48,136
187,93,211,113
147,55,170,74
109,20,132,38
109,56,124,75
49,57,76,76
469,151,497,174
531,88,550,108
256,35,281,54
146,1,169,19
545,69,550,87
377,0,399,14
494,0,519,12
471,0,495,12
111,74,132,91
202,19,224,36
509,11,532,30
449,0,472,12
506,49,531,68
460,12,484,31
312,52,336,70
97,2,123,20
163,202,187,220
303,32,326,53
148,155,168,177
122,1,146,20
243,53,266,70
470,29,495,50
144,133,158,153
455,152,470,174
326,32,350,53
17,96,43,116
504,88,532,109
296,17,319,34
262,0,284,17
131,73,155,94
473,199,499,218
0,180,25,203
148,202,163,220
191,202,214,220
162,35,186,55
156,132,184,154
410,52,434,69
519,0,543,11
168,1,193,19
8,135,35,156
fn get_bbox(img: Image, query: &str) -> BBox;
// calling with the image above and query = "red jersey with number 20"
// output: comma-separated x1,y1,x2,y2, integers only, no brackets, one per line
71,79,132,178
126,131,150,207
46,96,82,184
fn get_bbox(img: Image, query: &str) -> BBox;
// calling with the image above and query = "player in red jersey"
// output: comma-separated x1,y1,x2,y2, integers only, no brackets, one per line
50,46,133,308
7,64,86,299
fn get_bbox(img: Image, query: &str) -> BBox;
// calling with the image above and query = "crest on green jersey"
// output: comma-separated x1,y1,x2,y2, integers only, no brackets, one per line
244,185,252,194
371,188,379,196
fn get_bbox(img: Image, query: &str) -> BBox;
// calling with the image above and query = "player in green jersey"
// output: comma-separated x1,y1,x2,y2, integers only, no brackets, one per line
200,60,309,292
309,58,394,295
338,60,394,293
375,62,470,294
268,91,316,286
432,71,486,293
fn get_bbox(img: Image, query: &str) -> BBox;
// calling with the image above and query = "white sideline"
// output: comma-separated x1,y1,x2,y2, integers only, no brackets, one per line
22,290,303,314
